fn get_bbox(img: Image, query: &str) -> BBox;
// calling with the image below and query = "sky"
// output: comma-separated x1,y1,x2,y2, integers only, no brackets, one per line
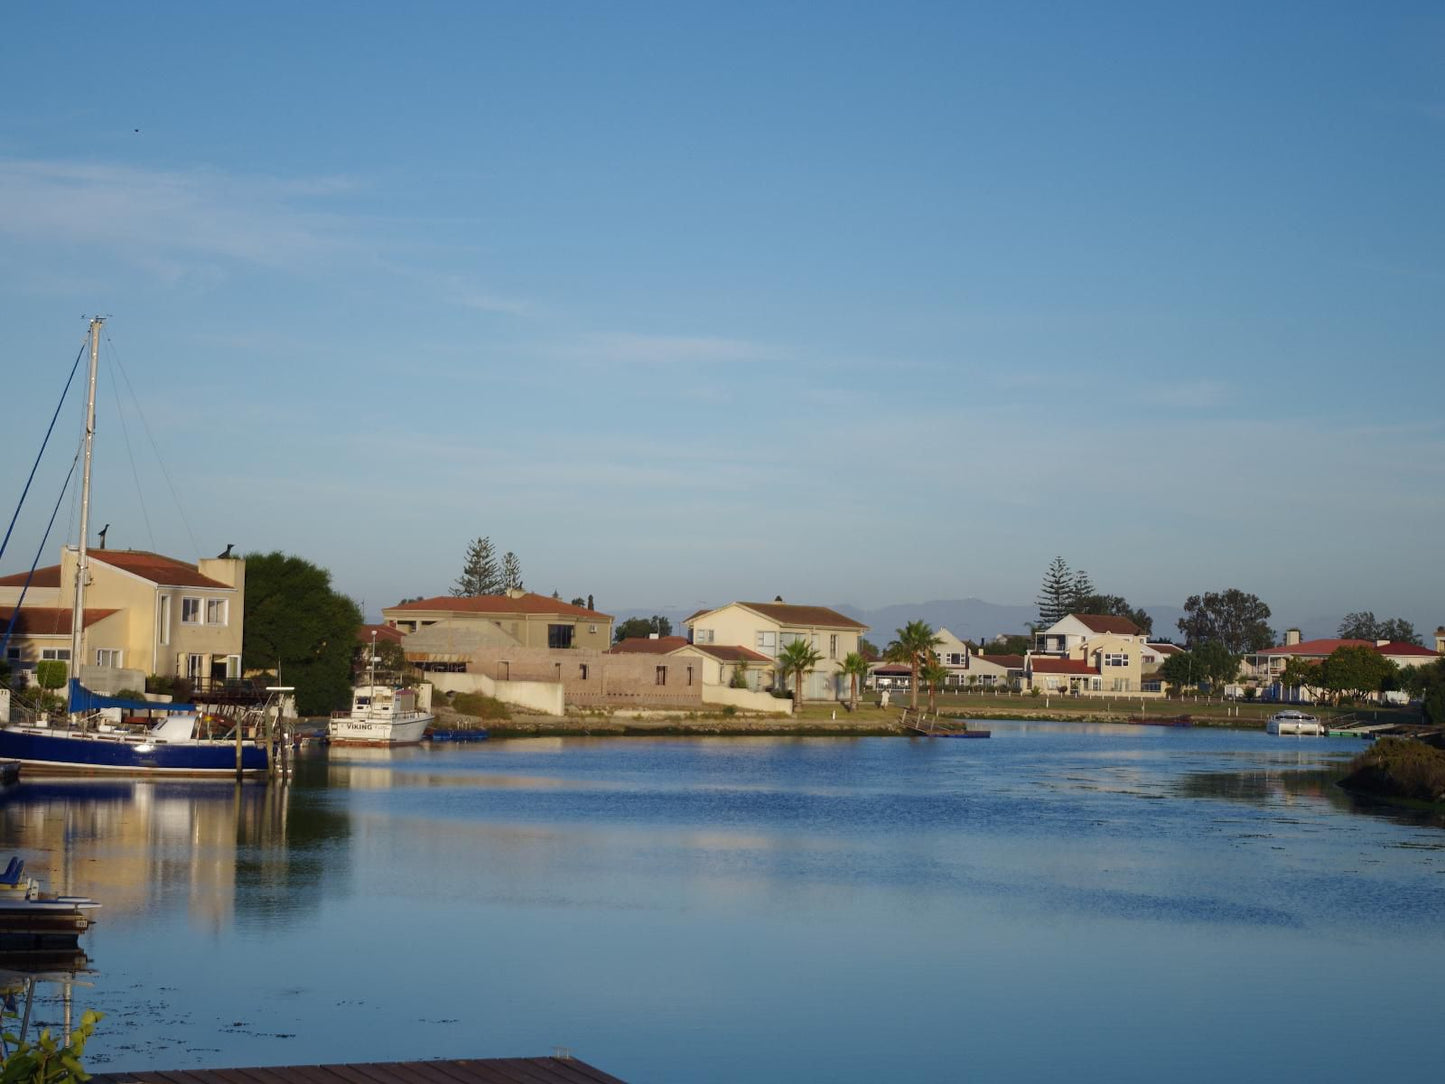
1,2,1442,632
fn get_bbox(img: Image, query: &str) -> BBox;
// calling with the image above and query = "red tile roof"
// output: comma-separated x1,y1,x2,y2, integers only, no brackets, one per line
0,565,62,588
1029,657,1097,675
1147,642,1183,655
735,602,867,630
679,643,773,664
358,624,404,644
0,607,119,636
1256,638,1440,659
386,592,612,620
974,653,1025,668
1072,614,1142,635
91,550,233,589
608,636,690,655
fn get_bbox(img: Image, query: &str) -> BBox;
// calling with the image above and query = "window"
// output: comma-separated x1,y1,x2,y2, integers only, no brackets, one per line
946,653,964,665
1091,678,1103,691
186,654,205,679
226,655,241,680
95,649,122,667
181,597,201,624
694,628,715,645
578,664,589,681
206,599,228,625
655,665,667,686
1111,678,1132,692
5,647,22,662
41,648,71,661
1103,653,1128,668
829,634,838,659
548,624,574,649
756,631,776,651
588,624,598,634
686,666,694,686
159,596,171,645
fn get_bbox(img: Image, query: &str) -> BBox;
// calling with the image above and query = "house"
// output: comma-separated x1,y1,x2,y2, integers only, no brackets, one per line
1023,613,1159,696
685,600,868,701
668,642,774,693
933,628,972,685
383,589,613,650
0,547,246,691
964,653,1024,688
1244,627,1443,698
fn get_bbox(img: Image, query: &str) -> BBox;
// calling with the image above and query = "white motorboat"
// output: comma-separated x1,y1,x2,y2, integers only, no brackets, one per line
328,684,433,747
1267,710,1325,736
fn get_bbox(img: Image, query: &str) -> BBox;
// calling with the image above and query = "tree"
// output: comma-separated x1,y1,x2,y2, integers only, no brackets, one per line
1337,612,1421,646
570,597,586,607
1177,589,1274,654
982,634,1032,656
776,637,823,712
1319,645,1395,703
1074,593,1154,635
1036,556,1075,627
453,537,501,596
1278,657,1322,699
840,651,869,711
242,551,363,716
1069,568,1096,611
1158,651,1196,691
502,552,523,592
858,637,881,662
1192,640,1241,691
921,658,950,713
888,620,942,711
613,615,673,642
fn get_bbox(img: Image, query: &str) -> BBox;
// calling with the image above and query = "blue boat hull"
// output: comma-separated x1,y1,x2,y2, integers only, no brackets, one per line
0,728,267,775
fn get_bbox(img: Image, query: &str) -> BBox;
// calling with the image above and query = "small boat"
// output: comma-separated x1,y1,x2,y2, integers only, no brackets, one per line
0,858,100,951
1267,710,1325,736
329,684,433,747
426,727,489,743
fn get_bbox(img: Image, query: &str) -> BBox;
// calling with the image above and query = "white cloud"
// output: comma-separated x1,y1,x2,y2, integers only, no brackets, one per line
0,158,356,272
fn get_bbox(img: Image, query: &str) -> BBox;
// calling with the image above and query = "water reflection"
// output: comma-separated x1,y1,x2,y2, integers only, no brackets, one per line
0,778,348,927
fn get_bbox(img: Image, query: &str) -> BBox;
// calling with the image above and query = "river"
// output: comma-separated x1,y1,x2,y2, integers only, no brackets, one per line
2,723,1441,1083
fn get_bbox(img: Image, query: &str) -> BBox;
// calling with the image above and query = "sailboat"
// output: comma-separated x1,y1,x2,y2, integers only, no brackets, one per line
0,319,268,776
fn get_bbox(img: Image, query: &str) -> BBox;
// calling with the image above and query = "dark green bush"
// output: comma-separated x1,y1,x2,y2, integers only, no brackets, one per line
1340,737,1445,804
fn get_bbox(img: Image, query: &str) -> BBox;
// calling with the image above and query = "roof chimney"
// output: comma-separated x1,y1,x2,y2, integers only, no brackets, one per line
774,595,784,603
506,587,526,599
1284,628,1301,646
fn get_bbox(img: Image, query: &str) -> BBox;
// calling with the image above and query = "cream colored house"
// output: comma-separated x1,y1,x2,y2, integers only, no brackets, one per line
685,600,868,701
0,548,245,688
383,589,613,651
1023,613,1162,696
669,642,774,692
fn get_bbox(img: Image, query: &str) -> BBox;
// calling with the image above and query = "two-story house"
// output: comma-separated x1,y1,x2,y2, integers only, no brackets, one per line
382,589,613,650
684,599,867,701
0,547,246,690
1023,613,1160,696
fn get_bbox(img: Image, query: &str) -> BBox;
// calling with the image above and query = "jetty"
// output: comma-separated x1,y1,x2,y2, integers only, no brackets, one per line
899,708,990,739
91,1056,629,1084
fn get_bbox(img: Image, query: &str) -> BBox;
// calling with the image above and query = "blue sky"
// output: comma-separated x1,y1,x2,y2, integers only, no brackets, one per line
2,2,1442,631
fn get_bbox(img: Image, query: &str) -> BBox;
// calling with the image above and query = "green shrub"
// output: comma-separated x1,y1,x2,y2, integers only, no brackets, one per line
2,1007,103,1084
722,705,737,717
1340,737,1445,804
450,692,510,719
34,660,67,692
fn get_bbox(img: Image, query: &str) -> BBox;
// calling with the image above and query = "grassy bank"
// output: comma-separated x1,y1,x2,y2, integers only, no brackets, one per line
434,689,1421,738
1339,737,1445,808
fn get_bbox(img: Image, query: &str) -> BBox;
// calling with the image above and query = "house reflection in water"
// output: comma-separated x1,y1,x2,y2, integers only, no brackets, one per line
0,777,349,931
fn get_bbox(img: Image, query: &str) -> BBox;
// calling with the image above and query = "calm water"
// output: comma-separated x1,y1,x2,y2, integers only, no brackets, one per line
3,724,1442,1083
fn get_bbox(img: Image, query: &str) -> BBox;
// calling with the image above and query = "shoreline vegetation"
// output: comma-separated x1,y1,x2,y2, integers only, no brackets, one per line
432,691,1425,738
1338,736,1445,809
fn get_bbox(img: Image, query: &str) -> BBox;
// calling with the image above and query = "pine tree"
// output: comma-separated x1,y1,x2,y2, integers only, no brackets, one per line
1069,569,1096,613
502,552,523,592
1036,556,1074,627
452,537,501,596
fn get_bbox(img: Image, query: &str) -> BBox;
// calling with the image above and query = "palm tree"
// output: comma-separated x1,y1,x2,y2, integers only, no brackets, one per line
777,637,824,713
840,651,869,711
921,659,950,714
890,620,942,711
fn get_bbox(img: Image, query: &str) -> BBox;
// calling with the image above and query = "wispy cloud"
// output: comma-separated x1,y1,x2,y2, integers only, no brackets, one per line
0,158,356,273
555,332,789,366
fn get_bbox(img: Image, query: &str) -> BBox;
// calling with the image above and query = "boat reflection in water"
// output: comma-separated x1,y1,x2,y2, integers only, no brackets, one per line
0,947,94,1050
0,776,348,931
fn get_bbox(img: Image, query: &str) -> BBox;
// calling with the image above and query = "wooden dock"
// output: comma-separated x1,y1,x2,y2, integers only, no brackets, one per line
91,1056,630,1084
899,709,990,739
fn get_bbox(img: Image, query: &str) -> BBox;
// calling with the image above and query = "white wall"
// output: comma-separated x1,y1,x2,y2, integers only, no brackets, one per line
701,686,794,715
429,671,564,716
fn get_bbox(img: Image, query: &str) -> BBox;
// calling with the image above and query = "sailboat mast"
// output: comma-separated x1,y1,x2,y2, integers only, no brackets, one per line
69,317,103,675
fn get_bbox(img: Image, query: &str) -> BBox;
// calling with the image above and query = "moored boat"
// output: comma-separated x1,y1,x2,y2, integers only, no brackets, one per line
0,857,100,950
1267,709,1325,736
329,684,433,747
0,320,268,777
